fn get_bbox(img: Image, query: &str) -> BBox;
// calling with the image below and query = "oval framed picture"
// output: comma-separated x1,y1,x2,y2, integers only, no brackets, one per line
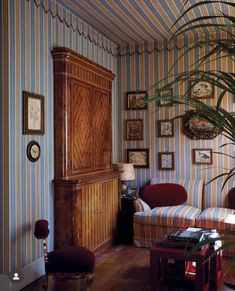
27,141,41,162
189,80,214,99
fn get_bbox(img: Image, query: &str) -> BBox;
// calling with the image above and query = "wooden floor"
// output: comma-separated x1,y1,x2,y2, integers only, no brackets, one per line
22,243,235,291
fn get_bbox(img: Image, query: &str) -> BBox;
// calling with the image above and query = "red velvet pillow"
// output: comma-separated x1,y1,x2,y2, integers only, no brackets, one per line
141,183,188,208
228,187,235,209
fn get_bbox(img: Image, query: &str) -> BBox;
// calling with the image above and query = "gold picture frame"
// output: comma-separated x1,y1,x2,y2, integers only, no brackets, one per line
23,91,45,135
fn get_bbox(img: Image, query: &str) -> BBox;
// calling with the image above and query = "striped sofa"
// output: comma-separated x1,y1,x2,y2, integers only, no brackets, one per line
133,178,235,255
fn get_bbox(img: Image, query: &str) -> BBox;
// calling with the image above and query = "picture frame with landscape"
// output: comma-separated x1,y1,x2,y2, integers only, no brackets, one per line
126,91,148,110
193,148,213,164
127,149,149,168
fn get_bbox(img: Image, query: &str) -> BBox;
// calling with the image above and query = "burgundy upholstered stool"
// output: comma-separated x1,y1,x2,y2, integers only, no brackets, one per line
34,219,95,290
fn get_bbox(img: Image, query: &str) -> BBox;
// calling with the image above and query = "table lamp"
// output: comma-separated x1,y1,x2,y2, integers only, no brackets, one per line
113,163,135,195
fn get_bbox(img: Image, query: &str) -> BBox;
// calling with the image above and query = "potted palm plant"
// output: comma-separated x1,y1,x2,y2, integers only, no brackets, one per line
149,0,235,287
150,0,235,186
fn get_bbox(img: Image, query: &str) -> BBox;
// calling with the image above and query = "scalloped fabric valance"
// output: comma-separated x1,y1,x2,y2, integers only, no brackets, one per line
31,0,117,56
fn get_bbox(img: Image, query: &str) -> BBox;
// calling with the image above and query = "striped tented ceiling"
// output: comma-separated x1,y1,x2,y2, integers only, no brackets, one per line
57,0,234,45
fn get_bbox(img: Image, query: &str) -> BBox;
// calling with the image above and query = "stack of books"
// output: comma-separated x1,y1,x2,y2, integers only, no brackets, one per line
167,228,205,243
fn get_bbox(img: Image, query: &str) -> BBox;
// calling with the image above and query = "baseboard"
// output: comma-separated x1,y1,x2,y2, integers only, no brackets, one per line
0,257,45,291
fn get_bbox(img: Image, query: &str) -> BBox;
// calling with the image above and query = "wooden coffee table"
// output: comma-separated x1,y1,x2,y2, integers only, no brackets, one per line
150,239,210,291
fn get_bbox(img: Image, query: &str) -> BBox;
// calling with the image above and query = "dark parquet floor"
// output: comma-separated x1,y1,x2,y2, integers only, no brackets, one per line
22,244,235,291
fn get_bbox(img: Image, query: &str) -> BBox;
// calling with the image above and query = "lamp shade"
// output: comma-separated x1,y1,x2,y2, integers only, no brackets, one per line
113,163,135,181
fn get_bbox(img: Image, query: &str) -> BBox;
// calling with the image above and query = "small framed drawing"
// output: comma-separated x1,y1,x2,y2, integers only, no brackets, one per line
126,119,143,140
158,88,173,106
193,148,213,164
126,91,148,110
159,152,174,170
127,149,149,168
23,91,45,135
189,80,214,99
158,120,174,137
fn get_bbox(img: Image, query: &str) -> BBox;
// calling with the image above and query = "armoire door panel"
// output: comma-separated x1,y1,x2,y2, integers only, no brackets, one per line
78,178,119,251
93,89,111,170
80,182,103,250
71,80,93,175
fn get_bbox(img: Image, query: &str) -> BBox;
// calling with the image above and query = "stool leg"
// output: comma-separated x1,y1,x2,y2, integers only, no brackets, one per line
86,274,94,291
42,274,48,290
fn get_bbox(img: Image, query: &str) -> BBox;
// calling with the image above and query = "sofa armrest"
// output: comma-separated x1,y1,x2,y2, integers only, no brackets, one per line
133,198,151,212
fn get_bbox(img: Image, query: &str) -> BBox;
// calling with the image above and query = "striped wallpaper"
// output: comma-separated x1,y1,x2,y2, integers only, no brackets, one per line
0,0,3,275
1,0,117,278
1,0,234,287
117,38,235,204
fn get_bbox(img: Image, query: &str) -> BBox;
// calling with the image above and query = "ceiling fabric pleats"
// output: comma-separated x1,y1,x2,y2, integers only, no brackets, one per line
30,0,233,57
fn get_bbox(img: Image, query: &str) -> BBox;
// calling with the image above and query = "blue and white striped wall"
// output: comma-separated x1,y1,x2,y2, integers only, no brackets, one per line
0,0,4,276
1,0,234,289
117,38,235,199
1,0,117,288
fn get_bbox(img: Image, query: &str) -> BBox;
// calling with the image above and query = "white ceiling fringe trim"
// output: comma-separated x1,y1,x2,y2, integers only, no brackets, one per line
31,0,117,56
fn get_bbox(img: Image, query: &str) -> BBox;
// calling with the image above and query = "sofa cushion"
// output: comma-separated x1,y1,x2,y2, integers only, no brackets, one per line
196,207,235,230
134,205,201,228
142,183,187,208
150,178,203,209
133,198,151,212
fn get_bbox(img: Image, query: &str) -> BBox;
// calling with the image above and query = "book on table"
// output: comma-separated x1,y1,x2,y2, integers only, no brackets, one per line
167,228,205,243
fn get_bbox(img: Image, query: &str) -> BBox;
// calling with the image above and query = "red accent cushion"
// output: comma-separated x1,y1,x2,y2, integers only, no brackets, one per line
34,219,50,239
228,187,235,209
141,183,188,208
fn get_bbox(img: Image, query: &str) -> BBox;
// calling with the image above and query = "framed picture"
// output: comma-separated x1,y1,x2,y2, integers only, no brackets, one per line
159,152,175,170
127,149,149,168
158,119,174,137
23,91,45,135
126,91,148,110
189,80,214,99
193,148,213,164
126,119,143,140
158,88,173,106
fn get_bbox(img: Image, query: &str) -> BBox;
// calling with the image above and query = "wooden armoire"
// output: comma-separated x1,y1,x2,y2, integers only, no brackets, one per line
52,47,119,253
